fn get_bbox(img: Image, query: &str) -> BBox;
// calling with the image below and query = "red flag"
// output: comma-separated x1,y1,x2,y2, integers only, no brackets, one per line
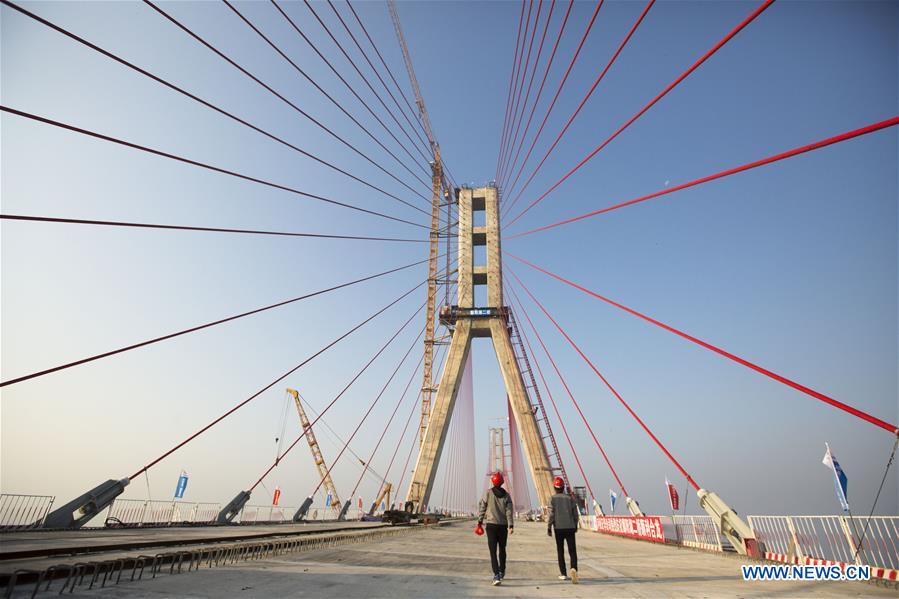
665,478,679,511
272,487,281,506
358,496,363,509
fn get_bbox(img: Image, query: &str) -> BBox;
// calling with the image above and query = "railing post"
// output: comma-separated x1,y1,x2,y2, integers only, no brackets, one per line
785,516,804,562
690,516,698,545
839,515,864,565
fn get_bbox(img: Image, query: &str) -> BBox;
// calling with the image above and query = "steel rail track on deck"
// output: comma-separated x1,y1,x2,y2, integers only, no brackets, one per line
1,519,467,596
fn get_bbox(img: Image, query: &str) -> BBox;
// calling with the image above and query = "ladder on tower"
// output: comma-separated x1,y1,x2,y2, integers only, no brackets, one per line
505,309,570,489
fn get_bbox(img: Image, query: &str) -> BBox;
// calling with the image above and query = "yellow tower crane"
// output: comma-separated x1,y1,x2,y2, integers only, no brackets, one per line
286,389,342,520
387,0,451,446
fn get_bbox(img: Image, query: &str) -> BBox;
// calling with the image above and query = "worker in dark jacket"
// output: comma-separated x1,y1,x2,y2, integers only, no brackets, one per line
477,471,514,586
547,476,580,583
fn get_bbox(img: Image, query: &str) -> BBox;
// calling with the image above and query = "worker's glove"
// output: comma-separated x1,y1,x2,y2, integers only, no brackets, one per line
547,529,552,537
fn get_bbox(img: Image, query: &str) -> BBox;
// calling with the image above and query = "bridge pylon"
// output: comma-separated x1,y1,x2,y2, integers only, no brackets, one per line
406,185,555,512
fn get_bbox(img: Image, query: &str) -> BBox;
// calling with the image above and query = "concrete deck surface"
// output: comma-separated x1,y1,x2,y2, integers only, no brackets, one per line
0,521,382,560
46,521,893,598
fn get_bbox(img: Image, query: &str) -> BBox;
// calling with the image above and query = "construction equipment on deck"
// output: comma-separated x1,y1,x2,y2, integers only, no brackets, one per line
368,483,392,516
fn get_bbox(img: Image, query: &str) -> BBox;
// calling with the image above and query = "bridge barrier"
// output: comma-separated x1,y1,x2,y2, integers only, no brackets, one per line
748,515,899,580
581,513,897,582
670,515,733,552
0,494,55,530
104,500,222,527
237,505,296,524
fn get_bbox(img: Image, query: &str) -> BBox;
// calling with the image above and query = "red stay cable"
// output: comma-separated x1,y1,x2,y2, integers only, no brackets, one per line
510,116,899,237
347,327,426,499
394,342,451,505
504,0,655,212
267,0,429,183
129,280,425,481
507,266,701,491
506,0,776,228
504,286,596,501
1,255,428,389
142,0,430,200
507,283,625,497
0,107,427,231
507,252,899,435
373,347,435,506
499,0,543,184
496,0,529,180
499,0,556,188
501,0,572,195
321,0,433,163
344,1,431,146
0,214,426,244
4,0,428,214
250,300,426,491
501,0,604,215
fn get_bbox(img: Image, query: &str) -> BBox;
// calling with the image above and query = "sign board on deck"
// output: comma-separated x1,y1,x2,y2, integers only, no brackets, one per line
592,516,666,543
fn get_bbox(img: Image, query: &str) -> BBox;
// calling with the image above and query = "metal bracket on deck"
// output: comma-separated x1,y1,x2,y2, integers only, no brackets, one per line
337,499,351,521
216,490,251,524
626,496,645,517
293,496,314,522
42,478,130,529
697,488,762,557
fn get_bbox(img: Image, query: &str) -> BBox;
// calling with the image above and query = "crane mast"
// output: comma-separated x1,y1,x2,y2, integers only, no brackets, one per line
286,389,341,511
388,0,446,446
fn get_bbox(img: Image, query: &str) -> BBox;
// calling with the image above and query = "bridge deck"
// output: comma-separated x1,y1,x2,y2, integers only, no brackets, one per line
37,521,893,597
0,521,383,562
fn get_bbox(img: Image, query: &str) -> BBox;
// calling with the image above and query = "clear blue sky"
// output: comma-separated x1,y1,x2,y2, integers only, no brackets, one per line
2,0,896,517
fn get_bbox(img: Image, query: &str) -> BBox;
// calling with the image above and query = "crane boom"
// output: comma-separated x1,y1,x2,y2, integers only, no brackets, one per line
387,0,436,152
286,388,341,511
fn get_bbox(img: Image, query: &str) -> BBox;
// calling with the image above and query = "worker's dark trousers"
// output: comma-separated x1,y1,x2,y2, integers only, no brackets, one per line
485,524,508,575
554,528,578,575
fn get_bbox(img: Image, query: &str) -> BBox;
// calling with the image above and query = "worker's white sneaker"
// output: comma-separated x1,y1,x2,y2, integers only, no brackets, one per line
569,568,579,584
492,574,502,586
558,575,568,580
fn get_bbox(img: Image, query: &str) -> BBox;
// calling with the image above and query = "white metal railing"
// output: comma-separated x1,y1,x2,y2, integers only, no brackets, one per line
671,515,731,551
582,512,897,578
749,515,899,572
192,502,221,524
0,494,55,529
306,505,343,521
105,499,222,527
237,505,297,523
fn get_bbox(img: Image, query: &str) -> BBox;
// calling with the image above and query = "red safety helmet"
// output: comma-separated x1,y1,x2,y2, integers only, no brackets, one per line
553,476,565,490
491,471,504,487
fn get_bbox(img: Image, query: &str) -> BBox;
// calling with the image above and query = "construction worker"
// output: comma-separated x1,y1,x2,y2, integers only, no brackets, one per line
477,471,514,586
547,476,579,583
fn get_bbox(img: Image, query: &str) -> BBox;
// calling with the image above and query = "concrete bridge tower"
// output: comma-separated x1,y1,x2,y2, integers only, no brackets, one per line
406,185,555,511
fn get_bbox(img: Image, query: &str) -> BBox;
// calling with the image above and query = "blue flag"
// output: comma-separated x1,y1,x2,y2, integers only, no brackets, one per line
822,443,849,512
609,489,618,513
325,493,332,507
174,471,188,499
